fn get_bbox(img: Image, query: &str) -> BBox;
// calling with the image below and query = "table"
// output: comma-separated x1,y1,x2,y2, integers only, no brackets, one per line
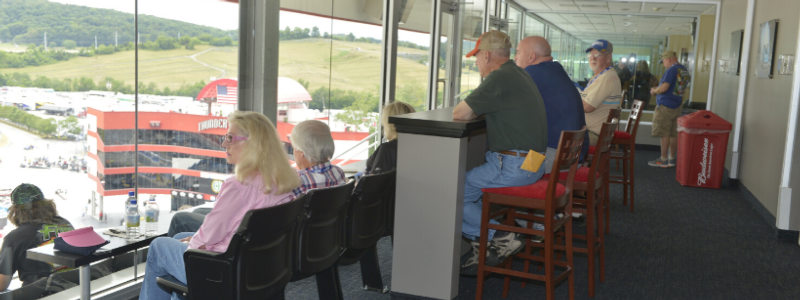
27,230,165,300
388,107,487,299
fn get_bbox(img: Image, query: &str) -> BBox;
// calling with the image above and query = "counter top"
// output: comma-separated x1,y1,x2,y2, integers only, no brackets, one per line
388,107,486,138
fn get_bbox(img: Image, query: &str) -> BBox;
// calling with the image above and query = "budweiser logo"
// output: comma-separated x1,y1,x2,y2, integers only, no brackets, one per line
697,138,713,185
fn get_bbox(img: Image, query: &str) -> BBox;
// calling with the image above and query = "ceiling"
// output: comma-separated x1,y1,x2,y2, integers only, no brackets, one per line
511,1,716,46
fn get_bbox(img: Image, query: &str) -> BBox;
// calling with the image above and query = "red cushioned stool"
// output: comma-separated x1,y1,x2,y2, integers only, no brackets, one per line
609,100,644,215
544,121,616,297
475,129,586,300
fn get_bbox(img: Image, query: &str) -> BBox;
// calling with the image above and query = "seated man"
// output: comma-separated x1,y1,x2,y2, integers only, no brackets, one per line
167,120,347,237
289,120,347,197
582,39,623,145
0,184,75,290
515,36,589,173
453,31,548,273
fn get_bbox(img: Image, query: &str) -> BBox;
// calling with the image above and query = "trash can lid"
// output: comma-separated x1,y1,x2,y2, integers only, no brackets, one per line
677,110,732,131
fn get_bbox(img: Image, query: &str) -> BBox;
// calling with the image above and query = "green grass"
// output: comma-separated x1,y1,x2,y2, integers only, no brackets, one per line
0,39,481,96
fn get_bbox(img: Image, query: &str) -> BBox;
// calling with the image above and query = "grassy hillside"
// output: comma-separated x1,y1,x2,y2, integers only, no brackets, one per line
0,38,481,98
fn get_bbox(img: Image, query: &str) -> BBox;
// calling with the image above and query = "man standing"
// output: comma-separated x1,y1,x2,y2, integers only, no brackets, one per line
453,31,548,273
649,50,689,167
581,39,623,145
515,36,589,172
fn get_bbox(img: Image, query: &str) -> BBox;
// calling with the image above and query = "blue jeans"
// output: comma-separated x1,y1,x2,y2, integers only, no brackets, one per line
139,232,195,300
462,151,544,241
167,209,210,237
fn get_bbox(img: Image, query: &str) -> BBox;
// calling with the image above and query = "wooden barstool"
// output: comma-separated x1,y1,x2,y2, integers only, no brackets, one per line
589,108,620,234
475,129,586,300
546,122,616,297
609,100,644,212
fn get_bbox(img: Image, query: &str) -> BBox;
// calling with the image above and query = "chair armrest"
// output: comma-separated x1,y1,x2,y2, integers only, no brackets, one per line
156,275,188,298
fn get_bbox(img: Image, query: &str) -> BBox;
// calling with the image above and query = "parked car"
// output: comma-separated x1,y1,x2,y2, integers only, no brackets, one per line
23,145,34,150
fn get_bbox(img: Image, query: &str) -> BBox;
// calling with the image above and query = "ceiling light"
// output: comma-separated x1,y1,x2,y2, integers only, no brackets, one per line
559,3,578,7
653,7,661,11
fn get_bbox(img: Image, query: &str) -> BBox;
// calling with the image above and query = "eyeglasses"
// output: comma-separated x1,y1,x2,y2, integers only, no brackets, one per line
220,133,248,144
587,53,606,60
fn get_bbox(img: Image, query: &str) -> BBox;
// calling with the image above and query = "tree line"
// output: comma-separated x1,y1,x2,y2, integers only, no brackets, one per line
279,26,429,50
0,0,237,47
0,105,81,137
0,72,207,98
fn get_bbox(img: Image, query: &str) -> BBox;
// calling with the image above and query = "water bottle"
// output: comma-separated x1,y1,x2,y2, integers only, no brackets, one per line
144,195,159,237
125,192,140,239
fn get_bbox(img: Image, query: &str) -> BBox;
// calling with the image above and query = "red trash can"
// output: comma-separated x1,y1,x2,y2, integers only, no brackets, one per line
676,111,732,188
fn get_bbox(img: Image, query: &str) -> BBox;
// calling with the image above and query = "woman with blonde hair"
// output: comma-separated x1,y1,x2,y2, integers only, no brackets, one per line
365,101,416,174
140,111,301,300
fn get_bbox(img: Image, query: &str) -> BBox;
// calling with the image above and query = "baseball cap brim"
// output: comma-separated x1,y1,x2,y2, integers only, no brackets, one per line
466,38,482,58
59,226,107,247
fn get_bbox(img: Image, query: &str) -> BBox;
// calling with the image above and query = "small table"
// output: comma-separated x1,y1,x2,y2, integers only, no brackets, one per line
27,231,165,300
389,107,487,299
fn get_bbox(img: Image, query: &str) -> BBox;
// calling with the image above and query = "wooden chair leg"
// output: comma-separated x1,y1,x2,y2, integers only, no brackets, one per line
621,150,629,206
629,147,636,213
545,222,555,300
597,195,606,283
475,197,492,300
586,194,596,298
603,171,610,235
565,216,575,300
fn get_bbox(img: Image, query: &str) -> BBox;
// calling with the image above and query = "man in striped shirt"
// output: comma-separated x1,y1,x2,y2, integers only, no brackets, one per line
290,120,347,197
582,39,623,145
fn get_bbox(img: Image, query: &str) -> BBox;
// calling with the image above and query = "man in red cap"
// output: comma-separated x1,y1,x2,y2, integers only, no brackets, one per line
453,31,548,275
0,183,74,290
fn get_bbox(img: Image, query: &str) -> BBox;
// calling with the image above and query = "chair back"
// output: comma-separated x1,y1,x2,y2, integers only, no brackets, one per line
0,277,48,300
347,170,396,250
294,180,356,277
548,129,587,211
624,100,645,137
605,108,621,124
590,122,618,178
184,194,307,300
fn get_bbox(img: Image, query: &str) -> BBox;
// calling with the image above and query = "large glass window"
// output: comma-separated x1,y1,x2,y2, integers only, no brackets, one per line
507,6,523,56
524,15,546,38
547,27,562,62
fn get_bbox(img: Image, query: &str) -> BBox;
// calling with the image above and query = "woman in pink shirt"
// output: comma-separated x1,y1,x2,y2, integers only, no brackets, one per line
139,111,301,300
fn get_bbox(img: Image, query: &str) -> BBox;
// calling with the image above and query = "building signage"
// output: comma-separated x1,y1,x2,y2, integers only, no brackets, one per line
198,119,228,132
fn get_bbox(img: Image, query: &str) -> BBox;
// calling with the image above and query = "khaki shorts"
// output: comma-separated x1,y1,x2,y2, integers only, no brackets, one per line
652,104,681,138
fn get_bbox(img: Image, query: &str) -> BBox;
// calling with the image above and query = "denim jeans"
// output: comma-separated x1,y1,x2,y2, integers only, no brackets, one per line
462,151,544,241
139,232,195,300
167,209,210,237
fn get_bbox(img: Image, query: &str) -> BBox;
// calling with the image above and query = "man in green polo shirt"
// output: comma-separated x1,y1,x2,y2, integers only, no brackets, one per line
453,30,548,274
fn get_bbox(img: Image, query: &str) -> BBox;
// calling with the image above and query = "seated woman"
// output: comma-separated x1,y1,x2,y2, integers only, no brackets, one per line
139,111,301,300
0,184,74,290
365,101,416,175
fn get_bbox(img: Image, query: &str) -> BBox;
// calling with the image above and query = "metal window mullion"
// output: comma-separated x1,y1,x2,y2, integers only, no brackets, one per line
426,0,444,111
238,0,279,123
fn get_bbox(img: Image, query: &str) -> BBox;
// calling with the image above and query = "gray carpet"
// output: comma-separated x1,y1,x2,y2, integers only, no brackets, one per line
285,150,800,299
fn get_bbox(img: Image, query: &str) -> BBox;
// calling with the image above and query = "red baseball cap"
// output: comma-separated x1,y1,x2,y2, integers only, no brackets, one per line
59,227,107,247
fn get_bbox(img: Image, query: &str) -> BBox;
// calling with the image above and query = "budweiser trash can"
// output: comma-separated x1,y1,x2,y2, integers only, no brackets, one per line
676,111,732,188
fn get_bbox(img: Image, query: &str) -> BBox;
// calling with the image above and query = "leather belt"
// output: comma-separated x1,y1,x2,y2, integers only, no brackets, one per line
499,151,528,157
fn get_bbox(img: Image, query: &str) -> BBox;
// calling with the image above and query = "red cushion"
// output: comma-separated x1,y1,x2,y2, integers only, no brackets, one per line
541,167,598,182
588,146,596,154
613,130,631,139
482,180,565,199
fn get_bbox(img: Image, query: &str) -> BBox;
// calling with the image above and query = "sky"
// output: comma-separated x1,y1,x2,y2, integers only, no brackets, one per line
50,0,431,46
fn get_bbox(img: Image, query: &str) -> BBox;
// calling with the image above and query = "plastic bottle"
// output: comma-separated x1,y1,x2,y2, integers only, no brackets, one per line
144,195,159,237
125,192,140,239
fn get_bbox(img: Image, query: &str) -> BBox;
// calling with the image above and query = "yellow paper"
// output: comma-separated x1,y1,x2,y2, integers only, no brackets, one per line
520,150,546,173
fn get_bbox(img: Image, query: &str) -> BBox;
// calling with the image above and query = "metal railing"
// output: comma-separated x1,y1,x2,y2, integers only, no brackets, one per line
331,130,381,167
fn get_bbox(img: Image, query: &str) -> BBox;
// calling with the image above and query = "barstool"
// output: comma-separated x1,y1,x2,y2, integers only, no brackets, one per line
475,129,586,300
546,121,616,297
609,100,644,212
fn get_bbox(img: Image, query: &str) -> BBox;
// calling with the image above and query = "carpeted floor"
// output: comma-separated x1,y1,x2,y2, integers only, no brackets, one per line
285,150,800,299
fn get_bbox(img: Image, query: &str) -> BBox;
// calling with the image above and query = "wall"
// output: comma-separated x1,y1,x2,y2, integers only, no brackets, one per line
691,15,717,106
712,0,800,227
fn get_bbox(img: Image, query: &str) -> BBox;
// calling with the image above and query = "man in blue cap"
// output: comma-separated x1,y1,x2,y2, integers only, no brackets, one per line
582,39,623,145
0,183,74,290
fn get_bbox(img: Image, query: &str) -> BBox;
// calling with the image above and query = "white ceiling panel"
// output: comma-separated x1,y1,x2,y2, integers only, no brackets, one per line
672,4,713,14
642,3,676,14
541,0,581,11
608,2,641,13
514,0,551,11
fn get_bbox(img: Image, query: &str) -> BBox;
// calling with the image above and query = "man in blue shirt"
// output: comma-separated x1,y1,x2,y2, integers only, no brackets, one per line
649,50,690,167
515,36,589,173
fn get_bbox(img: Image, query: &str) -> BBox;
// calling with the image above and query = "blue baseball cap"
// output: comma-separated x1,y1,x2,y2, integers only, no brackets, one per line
585,39,613,54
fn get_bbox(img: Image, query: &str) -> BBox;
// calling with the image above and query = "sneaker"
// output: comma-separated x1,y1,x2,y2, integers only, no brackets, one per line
668,157,676,167
491,232,524,258
648,157,670,168
460,241,500,277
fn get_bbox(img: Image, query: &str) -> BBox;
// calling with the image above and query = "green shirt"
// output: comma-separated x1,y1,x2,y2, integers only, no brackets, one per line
465,59,548,153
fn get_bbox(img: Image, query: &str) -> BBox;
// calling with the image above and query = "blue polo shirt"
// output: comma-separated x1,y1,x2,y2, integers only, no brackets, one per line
657,63,687,109
524,61,589,159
